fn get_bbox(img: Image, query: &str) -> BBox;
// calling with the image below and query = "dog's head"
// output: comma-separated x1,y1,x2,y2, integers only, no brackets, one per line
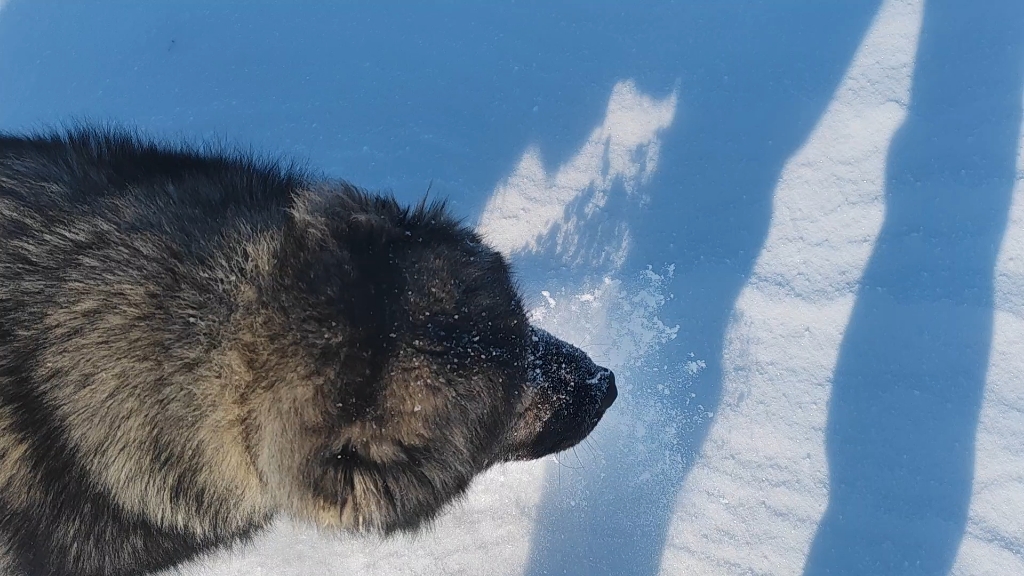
249,186,616,534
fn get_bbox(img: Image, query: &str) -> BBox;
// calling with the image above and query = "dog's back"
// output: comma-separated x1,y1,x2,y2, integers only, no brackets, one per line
0,129,299,575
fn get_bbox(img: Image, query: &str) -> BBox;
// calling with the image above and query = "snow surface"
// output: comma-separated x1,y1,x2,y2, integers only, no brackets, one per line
1,0,1022,574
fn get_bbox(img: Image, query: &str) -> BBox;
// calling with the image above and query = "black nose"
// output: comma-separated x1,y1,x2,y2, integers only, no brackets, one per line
597,371,617,413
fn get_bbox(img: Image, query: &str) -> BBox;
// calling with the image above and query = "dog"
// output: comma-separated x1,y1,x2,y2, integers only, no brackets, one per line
0,128,616,576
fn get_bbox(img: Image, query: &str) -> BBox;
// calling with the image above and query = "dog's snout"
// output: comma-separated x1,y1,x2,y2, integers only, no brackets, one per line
597,370,617,413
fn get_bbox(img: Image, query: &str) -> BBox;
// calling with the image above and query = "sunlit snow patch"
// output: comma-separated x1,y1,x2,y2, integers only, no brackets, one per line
660,0,921,573
478,79,677,259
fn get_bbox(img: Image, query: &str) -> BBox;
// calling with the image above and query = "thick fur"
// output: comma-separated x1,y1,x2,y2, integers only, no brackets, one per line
0,128,616,576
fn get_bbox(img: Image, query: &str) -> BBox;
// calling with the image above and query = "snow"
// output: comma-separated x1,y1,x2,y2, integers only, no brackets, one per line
478,79,677,258
660,2,919,572
1,0,1022,575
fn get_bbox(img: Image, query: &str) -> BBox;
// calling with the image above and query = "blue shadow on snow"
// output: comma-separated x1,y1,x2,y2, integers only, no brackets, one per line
805,1,1024,575
517,3,881,575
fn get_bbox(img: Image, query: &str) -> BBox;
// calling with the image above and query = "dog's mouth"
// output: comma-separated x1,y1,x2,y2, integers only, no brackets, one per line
503,327,618,461
533,368,617,456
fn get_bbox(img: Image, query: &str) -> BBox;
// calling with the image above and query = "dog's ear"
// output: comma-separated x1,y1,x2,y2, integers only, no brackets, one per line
288,185,406,248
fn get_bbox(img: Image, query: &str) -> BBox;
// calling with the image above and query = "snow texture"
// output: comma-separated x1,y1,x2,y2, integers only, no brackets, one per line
0,0,1022,574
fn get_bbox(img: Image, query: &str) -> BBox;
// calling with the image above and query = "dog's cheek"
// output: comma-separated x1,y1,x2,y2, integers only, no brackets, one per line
292,441,462,534
500,387,559,460
280,446,360,529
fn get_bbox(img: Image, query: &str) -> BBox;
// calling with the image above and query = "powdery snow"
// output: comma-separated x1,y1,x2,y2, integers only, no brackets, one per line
951,90,1024,576
660,1,920,573
0,0,1021,574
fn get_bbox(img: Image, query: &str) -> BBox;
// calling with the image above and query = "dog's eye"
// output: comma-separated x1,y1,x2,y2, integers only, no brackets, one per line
408,321,519,367
410,339,451,357
409,322,461,356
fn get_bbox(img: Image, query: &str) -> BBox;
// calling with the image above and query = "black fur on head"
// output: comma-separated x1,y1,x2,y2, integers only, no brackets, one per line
253,185,617,534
